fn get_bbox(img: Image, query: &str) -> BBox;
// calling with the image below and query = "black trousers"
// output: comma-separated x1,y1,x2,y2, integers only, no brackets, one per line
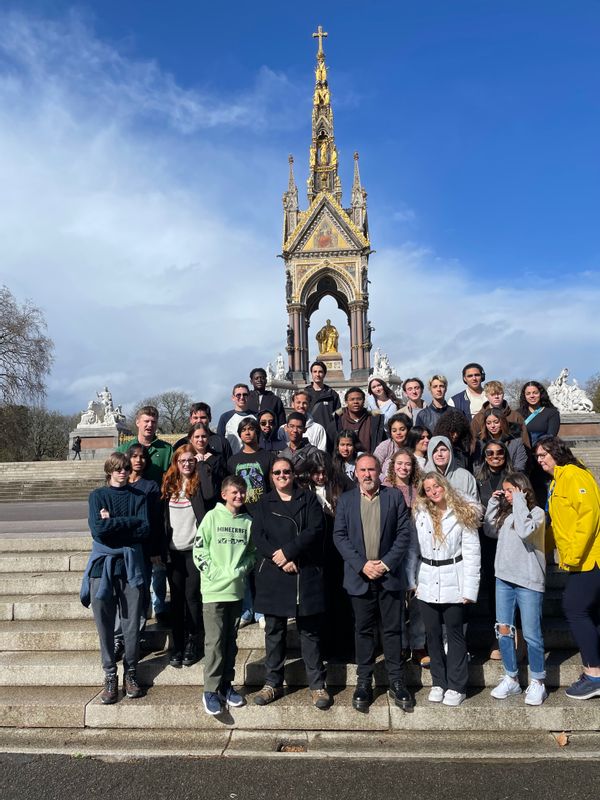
563,566,600,667
351,582,403,683
167,548,203,652
263,613,326,690
418,600,468,693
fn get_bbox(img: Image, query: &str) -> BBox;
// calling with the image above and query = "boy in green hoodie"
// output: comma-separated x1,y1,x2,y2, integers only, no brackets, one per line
193,475,255,715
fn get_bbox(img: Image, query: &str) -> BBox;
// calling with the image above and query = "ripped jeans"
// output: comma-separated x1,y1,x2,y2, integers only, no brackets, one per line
495,578,546,680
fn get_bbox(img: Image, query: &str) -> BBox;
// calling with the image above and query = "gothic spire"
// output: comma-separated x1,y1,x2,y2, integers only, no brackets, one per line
351,151,368,232
307,25,338,204
282,154,299,240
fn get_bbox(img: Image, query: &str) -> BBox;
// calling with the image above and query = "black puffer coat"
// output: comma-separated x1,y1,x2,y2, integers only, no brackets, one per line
251,488,325,617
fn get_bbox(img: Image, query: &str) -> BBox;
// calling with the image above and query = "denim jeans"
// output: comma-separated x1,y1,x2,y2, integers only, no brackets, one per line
151,562,169,615
495,578,546,680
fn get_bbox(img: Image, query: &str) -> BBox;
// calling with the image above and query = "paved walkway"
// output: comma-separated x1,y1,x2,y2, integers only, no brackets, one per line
0,502,87,538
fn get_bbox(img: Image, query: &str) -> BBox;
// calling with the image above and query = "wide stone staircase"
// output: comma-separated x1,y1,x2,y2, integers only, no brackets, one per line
0,462,104,503
0,528,598,755
1,443,598,504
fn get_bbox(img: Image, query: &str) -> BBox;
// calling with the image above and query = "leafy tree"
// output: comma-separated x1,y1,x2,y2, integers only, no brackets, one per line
135,390,193,434
0,286,54,404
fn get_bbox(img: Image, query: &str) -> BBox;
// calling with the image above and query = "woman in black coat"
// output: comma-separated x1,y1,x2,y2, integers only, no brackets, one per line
251,456,331,709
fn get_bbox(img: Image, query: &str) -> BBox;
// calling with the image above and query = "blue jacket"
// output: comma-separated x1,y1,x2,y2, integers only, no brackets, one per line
333,486,411,596
450,390,474,421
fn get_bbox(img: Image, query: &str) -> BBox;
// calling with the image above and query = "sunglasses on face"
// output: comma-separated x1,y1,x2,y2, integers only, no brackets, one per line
234,393,248,399
272,469,292,476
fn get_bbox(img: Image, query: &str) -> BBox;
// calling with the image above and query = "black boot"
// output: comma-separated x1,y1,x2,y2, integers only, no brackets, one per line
352,680,373,712
182,636,200,667
389,675,414,711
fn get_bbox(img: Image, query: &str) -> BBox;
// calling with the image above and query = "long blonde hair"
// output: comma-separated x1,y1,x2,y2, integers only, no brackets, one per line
412,472,481,542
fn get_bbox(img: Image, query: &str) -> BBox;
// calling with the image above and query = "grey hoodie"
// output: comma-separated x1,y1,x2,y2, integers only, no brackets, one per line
483,492,546,593
425,435,479,501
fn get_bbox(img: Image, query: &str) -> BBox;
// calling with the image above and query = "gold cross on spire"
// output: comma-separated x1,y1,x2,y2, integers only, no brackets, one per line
312,25,328,58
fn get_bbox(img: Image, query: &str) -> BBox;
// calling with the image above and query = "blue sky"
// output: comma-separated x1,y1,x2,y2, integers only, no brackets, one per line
1,1,599,417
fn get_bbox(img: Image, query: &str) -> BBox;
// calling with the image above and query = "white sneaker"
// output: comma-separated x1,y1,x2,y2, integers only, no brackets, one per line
442,689,466,706
524,680,548,706
491,675,522,699
428,686,444,703
258,617,266,630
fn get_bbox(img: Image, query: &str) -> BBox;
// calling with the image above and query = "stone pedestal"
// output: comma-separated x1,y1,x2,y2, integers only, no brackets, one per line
68,427,127,461
558,413,600,443
319,351,345,382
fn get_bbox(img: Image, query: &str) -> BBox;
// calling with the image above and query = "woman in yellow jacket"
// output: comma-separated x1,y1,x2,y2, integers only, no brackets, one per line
535,436,600,699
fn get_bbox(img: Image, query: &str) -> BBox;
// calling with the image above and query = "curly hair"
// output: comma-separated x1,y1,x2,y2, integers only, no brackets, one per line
413,472,482,542
387,412,413,438
492,472,538,529
519,381,555,414
534,436,586,470
386,447,421,488
433,409,472,451
161,445,200,500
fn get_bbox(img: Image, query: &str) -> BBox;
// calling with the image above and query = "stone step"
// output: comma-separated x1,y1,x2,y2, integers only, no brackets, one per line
80,685,600,732
0,619,168,652
0,594,92,621
0,686,98,728
1,683,598,733
0,648,583,689
0,551,88,573
1,572,84,596
0,461,103,474
0,536,90,553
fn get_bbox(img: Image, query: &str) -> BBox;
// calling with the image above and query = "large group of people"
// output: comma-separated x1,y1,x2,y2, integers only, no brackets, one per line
81,361,600,715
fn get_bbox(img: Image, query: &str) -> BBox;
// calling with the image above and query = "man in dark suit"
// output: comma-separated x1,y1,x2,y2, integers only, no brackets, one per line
333,453,413,712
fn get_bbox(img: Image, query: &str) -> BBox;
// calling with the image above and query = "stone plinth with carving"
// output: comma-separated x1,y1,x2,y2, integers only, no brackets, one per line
548,368,594,415
68,387,130,460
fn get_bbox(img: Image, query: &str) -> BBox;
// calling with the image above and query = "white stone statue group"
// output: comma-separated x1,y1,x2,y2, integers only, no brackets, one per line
77,387,126,428
548,368,594,414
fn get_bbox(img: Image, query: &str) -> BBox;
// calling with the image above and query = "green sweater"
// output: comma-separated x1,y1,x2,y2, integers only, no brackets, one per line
193,503,255,603
118,437,173,486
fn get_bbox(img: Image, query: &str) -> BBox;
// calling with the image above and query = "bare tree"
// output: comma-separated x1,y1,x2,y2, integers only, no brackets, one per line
28,408,79,461
585,373,600,413
501,377,552,409
0,286,54,404
136,390,192,434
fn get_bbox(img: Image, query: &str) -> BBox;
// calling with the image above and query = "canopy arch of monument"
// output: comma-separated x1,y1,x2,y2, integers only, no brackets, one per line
288,265,369,375
303,270,353,324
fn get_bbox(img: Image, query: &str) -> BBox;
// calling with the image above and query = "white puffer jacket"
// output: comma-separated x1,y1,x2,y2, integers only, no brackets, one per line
412,509,481,603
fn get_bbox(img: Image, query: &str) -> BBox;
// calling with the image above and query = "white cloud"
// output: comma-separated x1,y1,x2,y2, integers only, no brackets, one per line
369,244,600,396
1,9,599,424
